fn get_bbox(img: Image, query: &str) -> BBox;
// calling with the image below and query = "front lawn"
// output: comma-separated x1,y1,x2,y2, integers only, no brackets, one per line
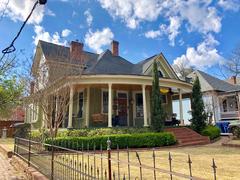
48,140,240,179
228,140,240,145
107,142,240,179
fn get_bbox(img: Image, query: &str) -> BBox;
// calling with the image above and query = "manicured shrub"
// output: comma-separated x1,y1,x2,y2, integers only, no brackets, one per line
14,123,30,138
232,126,240,139
45,132,176,150
64,127,152,137
67,129,90,137
31,127,153,140
201,126,220,140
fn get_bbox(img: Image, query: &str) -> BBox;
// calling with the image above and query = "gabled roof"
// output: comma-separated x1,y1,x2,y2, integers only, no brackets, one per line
32,40,180,80
187,70,240,92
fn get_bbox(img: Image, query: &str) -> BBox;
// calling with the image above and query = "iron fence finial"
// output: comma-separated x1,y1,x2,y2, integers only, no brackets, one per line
107,137,111,150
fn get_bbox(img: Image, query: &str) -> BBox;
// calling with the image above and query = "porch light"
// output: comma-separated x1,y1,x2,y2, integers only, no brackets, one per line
160,88,169,94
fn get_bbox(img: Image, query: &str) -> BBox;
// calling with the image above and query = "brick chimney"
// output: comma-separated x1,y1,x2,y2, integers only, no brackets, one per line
111,40,119,56
30,81,35,95
70,41,84,62
229,76,237,84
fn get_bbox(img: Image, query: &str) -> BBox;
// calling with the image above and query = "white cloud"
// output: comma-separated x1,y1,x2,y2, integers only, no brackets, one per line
98,0,163,29
72,11,77,17
33,25,67,46
144,30,161,39
84,28,114,53
45,9,56,17
99,0,223,45
84,9,93,27
218,0,240,12
61,29,72,37
0,0,45,24
178,4,221,34
173,34,224,70
160,16,181,46
145,16,181,46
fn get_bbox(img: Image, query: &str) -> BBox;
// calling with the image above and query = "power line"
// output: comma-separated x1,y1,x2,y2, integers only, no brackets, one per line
0,0,47,61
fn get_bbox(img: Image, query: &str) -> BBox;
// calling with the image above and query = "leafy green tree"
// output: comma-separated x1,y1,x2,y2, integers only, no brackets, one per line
0,73,24,118
151,60,165,132
191,77,207,133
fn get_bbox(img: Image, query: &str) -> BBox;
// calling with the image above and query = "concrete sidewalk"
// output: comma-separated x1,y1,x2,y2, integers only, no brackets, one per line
0,152,26,180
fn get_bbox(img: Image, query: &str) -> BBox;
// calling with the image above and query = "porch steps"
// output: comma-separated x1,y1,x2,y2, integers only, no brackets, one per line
165,127,210,146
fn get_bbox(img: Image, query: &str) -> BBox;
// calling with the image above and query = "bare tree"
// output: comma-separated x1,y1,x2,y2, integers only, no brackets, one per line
172,61,194,80
24,45,86,138
222,45,240,78
29,84,70,137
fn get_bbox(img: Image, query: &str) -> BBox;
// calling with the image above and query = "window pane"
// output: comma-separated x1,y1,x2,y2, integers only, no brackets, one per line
103,91,108,113
78,92,84,118
136,93,143,117
161,94,167,104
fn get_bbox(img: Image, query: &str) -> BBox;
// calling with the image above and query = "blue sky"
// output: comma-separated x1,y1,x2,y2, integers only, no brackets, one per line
0,0,240,77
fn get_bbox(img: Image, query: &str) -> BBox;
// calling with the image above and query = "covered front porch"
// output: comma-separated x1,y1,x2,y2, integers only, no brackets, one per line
218,93,240,120
63,75,192,129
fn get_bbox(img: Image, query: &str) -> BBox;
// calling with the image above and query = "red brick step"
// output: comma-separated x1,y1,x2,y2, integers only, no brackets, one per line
165,127,210,146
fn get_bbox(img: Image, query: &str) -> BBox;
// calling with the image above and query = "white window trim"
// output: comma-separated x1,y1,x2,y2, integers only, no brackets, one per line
77,89,84,118
101,89,108,114
28,104,38,123
132,91,143,126
161,94,168,105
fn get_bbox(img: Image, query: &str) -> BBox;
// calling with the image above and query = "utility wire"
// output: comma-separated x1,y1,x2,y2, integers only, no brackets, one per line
0,0,48,62
1,1,38,55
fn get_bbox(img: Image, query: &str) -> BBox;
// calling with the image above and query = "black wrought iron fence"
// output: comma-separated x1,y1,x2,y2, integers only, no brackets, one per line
14,137,217,180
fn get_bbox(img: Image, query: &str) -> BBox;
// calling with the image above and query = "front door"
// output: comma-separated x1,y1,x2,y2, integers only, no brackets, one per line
117,92,128,126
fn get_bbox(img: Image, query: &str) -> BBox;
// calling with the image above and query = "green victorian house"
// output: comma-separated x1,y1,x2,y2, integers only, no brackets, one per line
25,40,192,129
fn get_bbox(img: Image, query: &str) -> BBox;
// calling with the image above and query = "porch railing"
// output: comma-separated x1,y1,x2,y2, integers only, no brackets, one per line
14,137,217,180
220,111,239,119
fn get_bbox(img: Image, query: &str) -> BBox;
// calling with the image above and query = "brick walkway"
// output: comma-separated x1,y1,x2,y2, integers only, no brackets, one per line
0,153,26,180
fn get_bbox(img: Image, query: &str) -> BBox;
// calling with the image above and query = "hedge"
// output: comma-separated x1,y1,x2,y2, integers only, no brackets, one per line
45,132,176,150
31,127,153,140
66,127,153,137
201,126,221,140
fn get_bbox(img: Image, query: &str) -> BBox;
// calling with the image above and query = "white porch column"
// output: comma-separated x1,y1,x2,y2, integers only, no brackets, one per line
178,89,184,125
142,84,148,127
108,83,112,127
85,86,90,127
68,85,74,128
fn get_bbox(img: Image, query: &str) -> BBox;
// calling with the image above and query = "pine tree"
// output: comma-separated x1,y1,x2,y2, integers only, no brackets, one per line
191,77,207,133
151,60,164,132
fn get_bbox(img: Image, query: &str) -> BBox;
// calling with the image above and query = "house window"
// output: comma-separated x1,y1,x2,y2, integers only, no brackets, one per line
222,99,227,112
161,94,167,104
135,93,143,117
228,96,238,111
78,92,84,118
158,70,163,77
102,90,108,113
